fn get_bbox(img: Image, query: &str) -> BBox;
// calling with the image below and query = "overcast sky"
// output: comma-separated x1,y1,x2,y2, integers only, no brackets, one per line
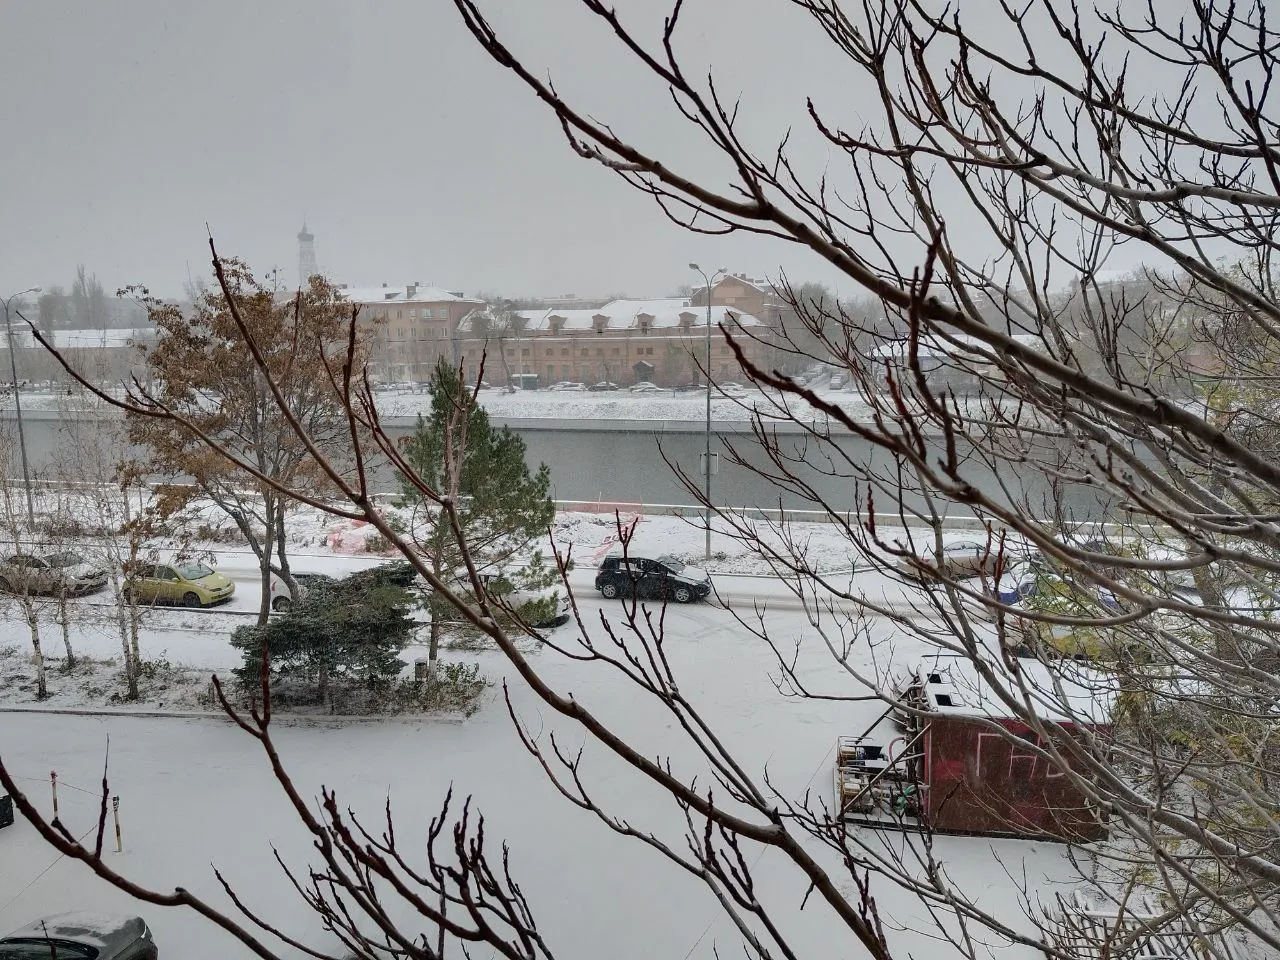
0,0,880,303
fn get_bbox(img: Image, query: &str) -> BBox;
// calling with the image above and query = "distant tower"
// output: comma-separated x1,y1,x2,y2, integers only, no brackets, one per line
297,221,318,286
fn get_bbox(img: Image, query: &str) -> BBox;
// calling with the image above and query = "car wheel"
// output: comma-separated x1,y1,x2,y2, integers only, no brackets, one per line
182,591,203,608
673,585,693,603
272,595,291,612
600,581,620,599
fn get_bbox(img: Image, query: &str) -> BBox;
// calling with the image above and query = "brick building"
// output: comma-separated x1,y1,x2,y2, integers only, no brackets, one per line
339,284,483,382
455,297,774,388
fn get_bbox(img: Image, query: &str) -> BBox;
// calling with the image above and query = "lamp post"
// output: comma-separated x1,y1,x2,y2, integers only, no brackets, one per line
689,264,726,561
2,287,40,529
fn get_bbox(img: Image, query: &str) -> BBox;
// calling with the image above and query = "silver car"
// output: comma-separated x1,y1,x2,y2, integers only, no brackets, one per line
0,913,157,959
0,552,109,597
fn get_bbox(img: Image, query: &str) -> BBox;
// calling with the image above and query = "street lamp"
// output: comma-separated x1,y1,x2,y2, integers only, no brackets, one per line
689,263,726,561
1,287,40,529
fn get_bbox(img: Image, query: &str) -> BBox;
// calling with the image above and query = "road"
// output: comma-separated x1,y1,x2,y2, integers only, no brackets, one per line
58,548,920,624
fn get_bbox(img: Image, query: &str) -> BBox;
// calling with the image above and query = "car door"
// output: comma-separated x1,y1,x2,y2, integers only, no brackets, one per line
639,560,667,599
619,560,645,598
154,565,182,603
26,556,55,594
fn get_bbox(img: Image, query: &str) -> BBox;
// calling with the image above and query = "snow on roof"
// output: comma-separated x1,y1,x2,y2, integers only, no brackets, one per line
459,298,764,334
911,652,1114,725
49,328,156,349
339,285,482,306
868,332,1044,362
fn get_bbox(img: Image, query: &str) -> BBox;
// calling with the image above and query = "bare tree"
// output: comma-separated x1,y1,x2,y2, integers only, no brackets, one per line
7,1,1280,958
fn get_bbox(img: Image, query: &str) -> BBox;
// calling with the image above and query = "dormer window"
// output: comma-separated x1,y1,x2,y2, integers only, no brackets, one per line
549,315,566,335
678,311,696,329
637,312,653,335
592,314,609,334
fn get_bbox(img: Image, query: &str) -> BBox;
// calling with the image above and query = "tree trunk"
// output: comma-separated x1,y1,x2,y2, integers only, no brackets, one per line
56,592,76,670
257,499,277,626
25,599,47,699
274,509,298,600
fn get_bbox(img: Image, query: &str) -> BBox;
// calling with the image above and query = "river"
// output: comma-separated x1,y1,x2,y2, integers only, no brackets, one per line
0,406,1118,521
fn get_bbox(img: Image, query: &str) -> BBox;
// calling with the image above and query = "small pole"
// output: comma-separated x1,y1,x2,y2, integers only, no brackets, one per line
112,796,122,853
50,771,58,819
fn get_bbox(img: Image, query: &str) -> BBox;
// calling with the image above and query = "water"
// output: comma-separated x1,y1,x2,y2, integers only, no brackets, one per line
0,407,1119,522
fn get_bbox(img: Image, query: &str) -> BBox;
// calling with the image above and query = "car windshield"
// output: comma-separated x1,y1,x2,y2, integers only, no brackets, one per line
177,563,214,580
0,942,98,960
45,552,85,567
656,555,684,573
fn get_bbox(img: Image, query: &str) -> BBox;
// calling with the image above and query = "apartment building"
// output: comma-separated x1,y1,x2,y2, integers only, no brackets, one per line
340,283,483,382
455,297,774,388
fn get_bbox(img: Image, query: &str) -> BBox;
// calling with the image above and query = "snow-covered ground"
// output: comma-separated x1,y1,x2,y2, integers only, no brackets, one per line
0,599,1073,960
0,501,1063,958
0,383,873,424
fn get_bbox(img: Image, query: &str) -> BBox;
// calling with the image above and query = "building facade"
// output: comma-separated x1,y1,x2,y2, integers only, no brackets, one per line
339,284,483,382
455,298,775,388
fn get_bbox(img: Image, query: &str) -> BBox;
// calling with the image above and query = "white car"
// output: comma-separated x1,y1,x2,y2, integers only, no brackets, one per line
0,551,109,597
436,570,570,629
269,572,310,612
629,381,664,393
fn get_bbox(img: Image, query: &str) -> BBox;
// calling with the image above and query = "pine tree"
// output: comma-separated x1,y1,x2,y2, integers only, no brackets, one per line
398,358,558,672
231,564,418,709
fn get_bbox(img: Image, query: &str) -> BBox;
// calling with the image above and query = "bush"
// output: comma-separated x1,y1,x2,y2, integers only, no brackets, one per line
230,563,488,715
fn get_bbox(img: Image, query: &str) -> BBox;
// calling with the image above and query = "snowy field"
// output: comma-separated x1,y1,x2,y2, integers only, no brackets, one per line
0,600,1073,960
0,383,872,424
0,506,1070,957
0,501,1063,958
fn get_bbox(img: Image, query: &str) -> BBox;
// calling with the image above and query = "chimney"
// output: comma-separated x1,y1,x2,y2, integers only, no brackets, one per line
381,282,388,288
406,283,417,298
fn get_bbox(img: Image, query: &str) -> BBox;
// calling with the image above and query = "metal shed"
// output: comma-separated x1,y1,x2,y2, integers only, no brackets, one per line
835,652,1113,841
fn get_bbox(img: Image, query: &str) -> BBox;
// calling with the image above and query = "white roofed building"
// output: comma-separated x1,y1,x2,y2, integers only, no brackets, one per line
338,283,483,382
455,297,777,388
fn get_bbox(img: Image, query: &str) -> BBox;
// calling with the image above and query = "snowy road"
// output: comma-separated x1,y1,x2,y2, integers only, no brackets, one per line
0,603,1068,960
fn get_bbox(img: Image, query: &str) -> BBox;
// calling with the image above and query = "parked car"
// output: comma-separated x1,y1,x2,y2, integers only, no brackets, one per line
549,381,586,392
629,381,664,393
1004,563,1133,661
595,554,712,603
268,573,311,612
123,560,235,608
898,539,1031,581
0,913,157,960
717,381,749,397
432,570,571,630
588,381,619,392
0,552,108,597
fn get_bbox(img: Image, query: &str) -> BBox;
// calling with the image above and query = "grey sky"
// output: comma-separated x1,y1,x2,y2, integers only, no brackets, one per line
1,0,868,303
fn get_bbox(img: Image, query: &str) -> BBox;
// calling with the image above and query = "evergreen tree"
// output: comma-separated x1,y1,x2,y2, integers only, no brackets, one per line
231,564,418,708
398,358,559,671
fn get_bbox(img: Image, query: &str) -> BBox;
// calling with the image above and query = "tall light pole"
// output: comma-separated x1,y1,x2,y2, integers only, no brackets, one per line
2,287,40,528
689,264,726,561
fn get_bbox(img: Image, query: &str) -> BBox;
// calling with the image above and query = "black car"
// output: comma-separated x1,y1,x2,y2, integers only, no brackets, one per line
595,554,712,603
0,913,157,960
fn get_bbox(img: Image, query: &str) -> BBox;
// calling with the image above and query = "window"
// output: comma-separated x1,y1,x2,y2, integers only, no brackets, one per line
424,308,435,319
396,309,403,320
611,347,620,357
561,348,569,357
596,348,604,357
521,348,530,358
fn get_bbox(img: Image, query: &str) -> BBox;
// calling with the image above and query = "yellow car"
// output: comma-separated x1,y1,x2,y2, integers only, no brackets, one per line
124,561,236,608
